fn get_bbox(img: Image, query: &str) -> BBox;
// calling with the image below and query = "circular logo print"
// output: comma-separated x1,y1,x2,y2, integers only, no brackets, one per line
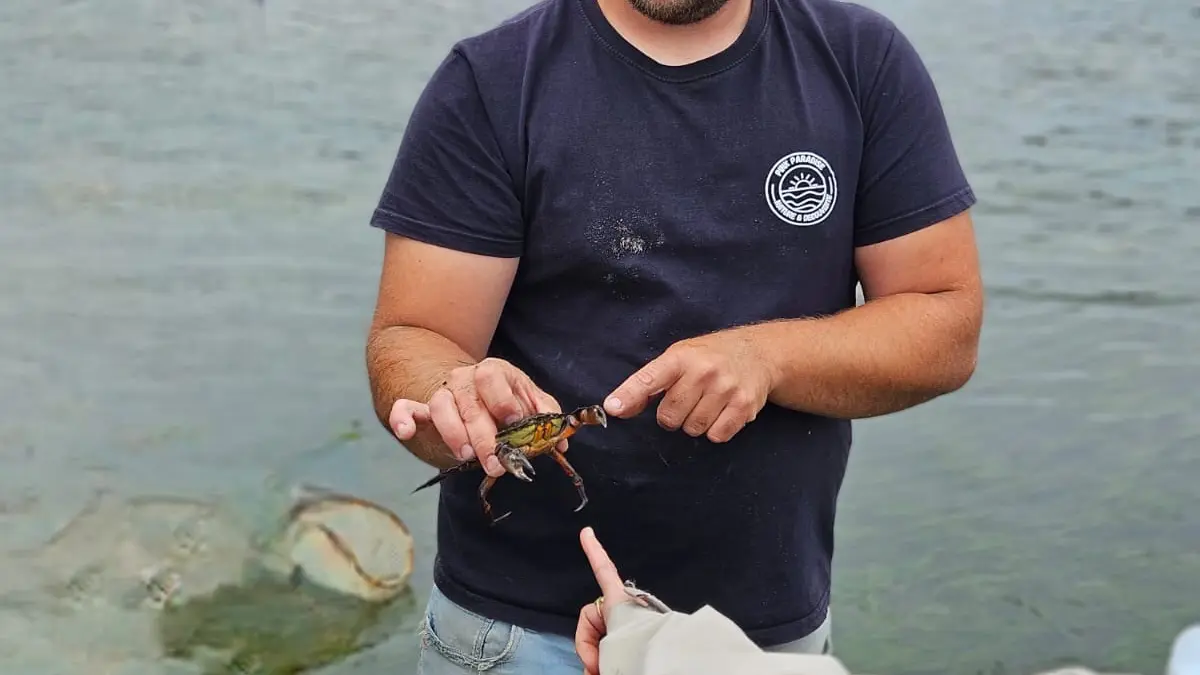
764,151,838,226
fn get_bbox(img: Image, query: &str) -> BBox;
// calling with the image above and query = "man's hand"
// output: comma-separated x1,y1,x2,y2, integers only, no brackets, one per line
575,527,632,675
388,357,564,476
604,330,779,444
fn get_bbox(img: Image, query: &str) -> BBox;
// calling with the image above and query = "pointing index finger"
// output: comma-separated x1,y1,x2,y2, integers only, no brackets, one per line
580,527,627,602
604,352,682,418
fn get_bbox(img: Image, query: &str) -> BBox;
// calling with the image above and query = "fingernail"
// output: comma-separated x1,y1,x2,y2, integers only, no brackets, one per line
582,526,594,539
504,414,522,425
459,444,475,461
604,397,622,412
486,456,503,475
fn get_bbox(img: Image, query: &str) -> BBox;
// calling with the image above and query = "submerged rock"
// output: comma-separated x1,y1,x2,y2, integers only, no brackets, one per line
1,482,418,674
258,483,414,603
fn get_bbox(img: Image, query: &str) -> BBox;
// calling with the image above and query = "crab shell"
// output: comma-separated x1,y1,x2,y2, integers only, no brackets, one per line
494,405,608,452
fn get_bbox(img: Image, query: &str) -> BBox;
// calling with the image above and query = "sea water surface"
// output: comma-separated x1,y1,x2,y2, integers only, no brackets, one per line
1,0,1198,673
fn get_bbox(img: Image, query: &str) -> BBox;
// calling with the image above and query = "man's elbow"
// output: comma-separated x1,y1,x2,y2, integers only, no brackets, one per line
917,289,982,396
936,310,982,395
940,341,979,394
364,324,396,382
364,324,405,426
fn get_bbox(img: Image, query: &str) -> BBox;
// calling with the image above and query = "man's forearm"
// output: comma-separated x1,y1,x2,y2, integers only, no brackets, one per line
745,290,982,419
365,325,476,468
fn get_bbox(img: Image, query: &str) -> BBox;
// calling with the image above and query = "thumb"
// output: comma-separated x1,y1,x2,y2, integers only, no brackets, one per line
389,399,431,440
580,527,626,601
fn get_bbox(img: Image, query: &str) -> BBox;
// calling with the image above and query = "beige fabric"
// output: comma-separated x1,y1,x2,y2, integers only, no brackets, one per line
597,603,1143,675
598,602,853,675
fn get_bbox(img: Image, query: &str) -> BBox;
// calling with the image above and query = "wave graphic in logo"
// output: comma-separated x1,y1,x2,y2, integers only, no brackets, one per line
764,152,838,227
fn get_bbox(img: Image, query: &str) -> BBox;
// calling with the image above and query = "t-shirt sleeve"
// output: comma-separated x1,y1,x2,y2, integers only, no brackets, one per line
369,48,524,258
853,25,976,247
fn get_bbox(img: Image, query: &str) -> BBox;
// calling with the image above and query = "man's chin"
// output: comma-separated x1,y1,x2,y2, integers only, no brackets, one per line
626,0,732,26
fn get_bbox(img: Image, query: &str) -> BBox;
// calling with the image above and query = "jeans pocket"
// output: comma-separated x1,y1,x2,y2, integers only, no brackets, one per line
419,587,524,671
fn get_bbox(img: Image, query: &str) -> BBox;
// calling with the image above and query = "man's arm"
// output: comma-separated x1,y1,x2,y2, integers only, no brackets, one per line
746,210,982,419
603,212,981,433
603,18,982,438
747,19,983,419
363,47,540,469
365,234,519,467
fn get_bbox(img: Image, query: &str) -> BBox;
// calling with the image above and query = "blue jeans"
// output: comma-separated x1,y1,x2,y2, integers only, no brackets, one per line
415,583,832,674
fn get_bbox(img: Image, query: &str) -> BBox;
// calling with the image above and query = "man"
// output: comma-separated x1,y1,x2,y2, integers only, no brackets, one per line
365,0,983,672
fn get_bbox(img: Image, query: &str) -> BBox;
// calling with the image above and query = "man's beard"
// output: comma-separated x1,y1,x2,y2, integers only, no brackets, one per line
626,0,732,25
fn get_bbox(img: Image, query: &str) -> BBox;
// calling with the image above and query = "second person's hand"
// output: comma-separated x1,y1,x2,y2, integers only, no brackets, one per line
388,357,565,477
575,526,635,675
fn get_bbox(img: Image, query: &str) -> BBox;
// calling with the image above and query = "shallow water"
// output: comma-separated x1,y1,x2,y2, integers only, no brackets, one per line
1,0,1198,673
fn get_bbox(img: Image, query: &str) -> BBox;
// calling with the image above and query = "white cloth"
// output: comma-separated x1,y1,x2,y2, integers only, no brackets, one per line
598,602,853,675
1168,624,1200,675
597,602,1146,675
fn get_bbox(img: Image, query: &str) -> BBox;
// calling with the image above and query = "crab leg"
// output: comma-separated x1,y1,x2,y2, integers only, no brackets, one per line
478,475,512,525
549,449,588,512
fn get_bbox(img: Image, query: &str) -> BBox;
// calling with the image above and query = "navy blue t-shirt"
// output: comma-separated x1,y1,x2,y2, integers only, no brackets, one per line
371,0,974,646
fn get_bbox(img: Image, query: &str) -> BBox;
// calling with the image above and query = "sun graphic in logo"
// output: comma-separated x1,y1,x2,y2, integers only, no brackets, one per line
764,152,838,226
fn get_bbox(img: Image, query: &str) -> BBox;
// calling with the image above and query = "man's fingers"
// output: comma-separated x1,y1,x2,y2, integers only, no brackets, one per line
707,400,752,444
428,388,474,462
474,362,528,426
580,526,627,602
604,352,684,419
679,388,729,438
451,385,503,476
388,399,430,440
654,375,706,432
530,388,563,415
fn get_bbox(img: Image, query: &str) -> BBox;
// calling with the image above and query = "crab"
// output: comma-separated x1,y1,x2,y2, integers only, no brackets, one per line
411,404,608,524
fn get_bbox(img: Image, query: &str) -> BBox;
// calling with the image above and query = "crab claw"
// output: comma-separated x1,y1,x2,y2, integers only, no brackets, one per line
498,447,536,482
576,405,607,428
